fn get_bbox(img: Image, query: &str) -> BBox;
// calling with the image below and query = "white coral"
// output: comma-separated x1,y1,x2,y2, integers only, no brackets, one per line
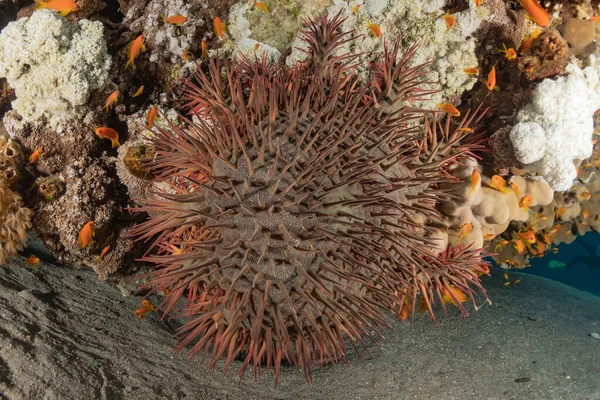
509,55,600,191
0,9,111,129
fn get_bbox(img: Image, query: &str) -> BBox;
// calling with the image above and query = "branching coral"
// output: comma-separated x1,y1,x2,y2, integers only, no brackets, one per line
131,13,489,383
0,10,111,129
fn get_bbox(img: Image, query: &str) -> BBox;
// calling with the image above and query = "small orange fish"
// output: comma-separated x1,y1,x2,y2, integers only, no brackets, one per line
366,22,382,38
515,229,536,244
494,239,509,251
490,175,510,193
536,240,547,254
182,49,191,62
456,127,473,133
443,14,456,29
135,299,156,320
551,247,558,254
25,255,40,266
483,233,496,240
468,169,480,194
474,0,484,7
504,281,511,286
519,195,533,210
125,35,146,71
28,148,42,164
458,222,473,243
483,65,499,91
214,17,226,40
98,245,110,260
503,272,509,280
103,90,119,112
541,233,552,244
147,106,157,128
78,221,94,248
254,1,269,12
132,85,144,97
499,43,517,60
254,43,260,52
510,182,520,198
441,286,467,305
512,279,521,284
591,16,600,22
436,102,460,117
351,4,360,13
201,40,208,59
163,15,188,25
513,239,526,254
555,206,567,219
35,0,79,16
463,67,479,75
519,0,550,28
519,27,543,51
95,127,121,148
581,209,590,219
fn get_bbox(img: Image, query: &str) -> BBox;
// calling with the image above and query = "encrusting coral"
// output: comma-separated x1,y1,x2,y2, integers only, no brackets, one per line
0,131,31,265
131,13,490,383
0,9,111,130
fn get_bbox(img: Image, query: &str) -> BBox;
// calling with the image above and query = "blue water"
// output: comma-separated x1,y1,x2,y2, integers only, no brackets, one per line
502,231,600,297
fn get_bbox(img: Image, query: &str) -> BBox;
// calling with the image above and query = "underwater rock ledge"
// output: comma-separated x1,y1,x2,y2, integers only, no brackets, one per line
1,257,599,400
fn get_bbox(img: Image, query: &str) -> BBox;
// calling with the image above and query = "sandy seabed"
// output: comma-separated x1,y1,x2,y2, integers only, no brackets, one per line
1,255,599,400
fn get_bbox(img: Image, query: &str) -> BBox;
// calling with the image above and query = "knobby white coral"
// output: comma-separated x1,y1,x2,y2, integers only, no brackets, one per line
509,54,600,191
0,9,111,129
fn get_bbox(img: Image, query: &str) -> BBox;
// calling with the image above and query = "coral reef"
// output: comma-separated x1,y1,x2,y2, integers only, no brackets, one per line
0,131,31,264
131,14,489,383
509,54,600,191
0,10,111,129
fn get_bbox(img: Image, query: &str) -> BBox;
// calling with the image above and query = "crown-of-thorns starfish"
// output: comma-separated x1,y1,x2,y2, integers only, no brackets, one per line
131,11,490,385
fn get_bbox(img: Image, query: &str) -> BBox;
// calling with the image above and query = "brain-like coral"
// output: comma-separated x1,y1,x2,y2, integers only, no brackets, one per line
0,9,111,129
132,14,489,382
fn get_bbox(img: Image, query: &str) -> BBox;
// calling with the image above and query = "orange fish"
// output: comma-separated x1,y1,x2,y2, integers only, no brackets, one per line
351,4,360,13
494,239,509,251
163,15,187,25
536,240,547,254
463,67,479,75
147,106,157,128
499,43,517,60
132,85,144,97
555,206,567,219
458,222,473,243
254,1,269,12
443,14,456,29
510,182,520,198
513,239,526,254
591,16,600,22
201,40,208,59
103,90,119,112
580,191,591,201
214,17,226,40
474,0,484,7
456,127,473,133
519,0,550,28
519,195,533,210
490,175,510,193
78,221,94,248
581,209,590,219
98,245,110,260
441,286,467,306
483,65,499,91
519,27,543,51
483,233,496,240
135,299,155,320
182,49,191,62
512,279,521,284
366,22,382,38
504,281,512,286
503,272,510,280
254,43,260,52
25,255,40,266
125,35,146,71
28,148,42,164
35,0,79,16
436,102,460,117
95,127,120,148
515,229,536,244
468,169,480,194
